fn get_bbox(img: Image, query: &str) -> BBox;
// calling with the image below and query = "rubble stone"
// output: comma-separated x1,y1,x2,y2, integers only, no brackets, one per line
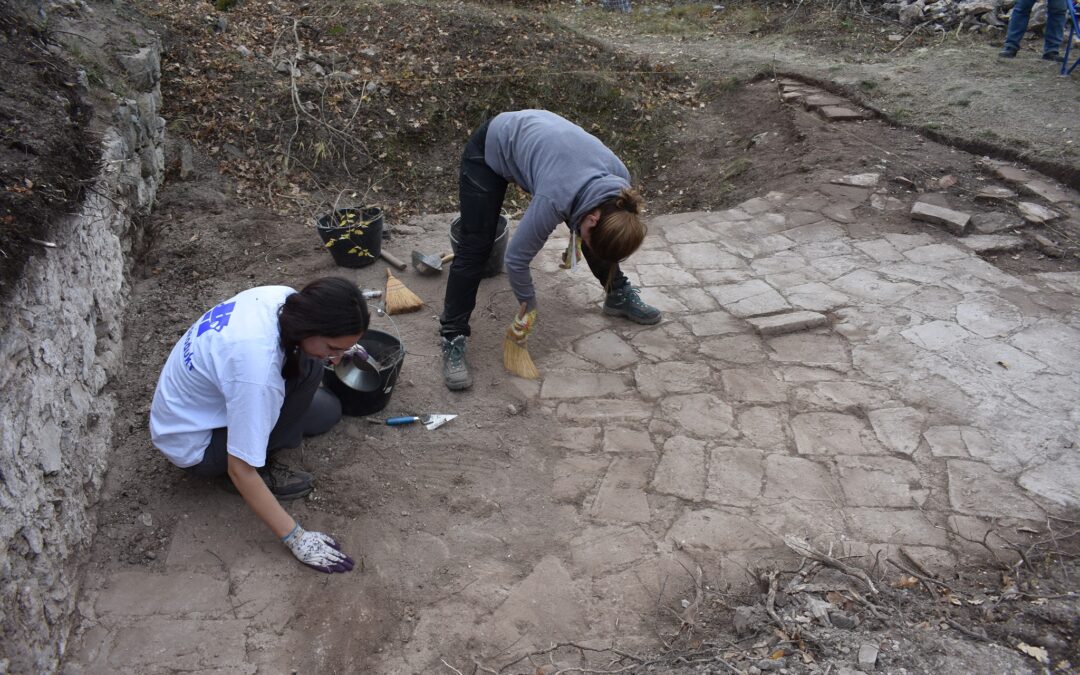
910,200,971,235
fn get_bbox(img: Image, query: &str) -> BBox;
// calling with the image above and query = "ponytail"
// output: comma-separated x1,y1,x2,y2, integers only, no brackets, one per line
590,188,646,290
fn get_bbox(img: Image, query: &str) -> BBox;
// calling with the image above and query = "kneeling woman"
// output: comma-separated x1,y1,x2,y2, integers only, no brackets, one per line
150,277,368,573
439,109,662,390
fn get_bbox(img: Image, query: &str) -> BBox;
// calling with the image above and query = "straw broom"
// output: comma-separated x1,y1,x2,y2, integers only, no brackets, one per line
384,267,423,315
503,305,539,380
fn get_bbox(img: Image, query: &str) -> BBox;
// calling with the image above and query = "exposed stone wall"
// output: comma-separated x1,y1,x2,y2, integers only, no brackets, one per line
0,41,164,673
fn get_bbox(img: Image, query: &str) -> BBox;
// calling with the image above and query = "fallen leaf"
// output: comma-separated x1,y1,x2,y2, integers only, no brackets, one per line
938,174,957,188
893,575,920,589
1016,642,1049,664
769,649,787,659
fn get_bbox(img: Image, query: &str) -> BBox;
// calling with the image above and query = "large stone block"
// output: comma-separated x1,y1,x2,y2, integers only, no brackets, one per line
652,436,707,500
791,412,878,455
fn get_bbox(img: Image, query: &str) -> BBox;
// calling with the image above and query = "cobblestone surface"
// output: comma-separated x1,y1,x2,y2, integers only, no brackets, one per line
67,170,1080,672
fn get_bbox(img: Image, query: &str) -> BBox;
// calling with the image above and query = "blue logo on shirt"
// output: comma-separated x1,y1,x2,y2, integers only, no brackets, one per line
196,301,236,337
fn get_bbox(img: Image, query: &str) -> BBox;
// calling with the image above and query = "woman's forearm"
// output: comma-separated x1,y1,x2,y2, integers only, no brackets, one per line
228,454,296,538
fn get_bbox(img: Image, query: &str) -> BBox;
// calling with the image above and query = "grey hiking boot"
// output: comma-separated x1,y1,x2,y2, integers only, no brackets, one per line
441,335,473,390
224,459,314,501
603,284,662,325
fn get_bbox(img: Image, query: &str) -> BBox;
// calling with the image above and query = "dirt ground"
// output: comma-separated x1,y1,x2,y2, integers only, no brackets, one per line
40,1,1080,673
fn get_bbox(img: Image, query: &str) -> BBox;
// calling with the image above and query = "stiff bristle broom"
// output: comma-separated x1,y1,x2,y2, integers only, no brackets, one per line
384,267,423,315
503,306,540,379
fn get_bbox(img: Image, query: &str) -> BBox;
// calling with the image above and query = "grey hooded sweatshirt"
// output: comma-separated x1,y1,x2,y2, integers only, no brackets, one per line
485,110,630,311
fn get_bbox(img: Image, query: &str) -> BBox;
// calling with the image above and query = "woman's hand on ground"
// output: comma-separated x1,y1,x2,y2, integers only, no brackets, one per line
283,524,355,573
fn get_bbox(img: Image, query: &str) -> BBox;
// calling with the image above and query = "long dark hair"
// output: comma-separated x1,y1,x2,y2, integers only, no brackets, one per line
590,188,646,290
279,276,369,378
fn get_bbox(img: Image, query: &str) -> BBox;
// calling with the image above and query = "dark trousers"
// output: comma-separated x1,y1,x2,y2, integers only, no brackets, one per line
439,121,628,339
185,354,341,477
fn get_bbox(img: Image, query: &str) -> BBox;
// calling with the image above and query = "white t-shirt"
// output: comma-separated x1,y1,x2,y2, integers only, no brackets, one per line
150,286,295,468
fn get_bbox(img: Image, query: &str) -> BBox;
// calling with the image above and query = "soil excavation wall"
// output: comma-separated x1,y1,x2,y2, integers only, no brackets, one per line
0,41,165,673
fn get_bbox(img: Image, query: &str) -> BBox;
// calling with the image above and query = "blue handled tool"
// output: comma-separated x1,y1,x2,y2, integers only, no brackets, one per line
371,414,457,430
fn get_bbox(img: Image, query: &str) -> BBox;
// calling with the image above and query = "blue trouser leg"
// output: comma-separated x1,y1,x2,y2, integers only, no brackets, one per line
1004,0,1037,50
440,119,508,339
1044,0,1068,54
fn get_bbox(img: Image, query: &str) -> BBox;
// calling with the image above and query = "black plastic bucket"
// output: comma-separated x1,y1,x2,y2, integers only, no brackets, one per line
317,207,384,268
449,214,508,278
322,329,404,416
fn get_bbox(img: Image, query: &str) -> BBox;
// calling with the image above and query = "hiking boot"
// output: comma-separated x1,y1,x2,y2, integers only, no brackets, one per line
603,284,662,325
441,335,472,390
1042,51,1064,63
223,459,314,501
998,46,1017,58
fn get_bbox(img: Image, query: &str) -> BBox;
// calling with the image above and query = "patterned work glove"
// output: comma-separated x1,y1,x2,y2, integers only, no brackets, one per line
506,304,538,346
282,523,355,574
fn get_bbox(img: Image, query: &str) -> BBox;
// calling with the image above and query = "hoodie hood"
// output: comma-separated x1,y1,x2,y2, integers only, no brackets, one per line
569,174,629,233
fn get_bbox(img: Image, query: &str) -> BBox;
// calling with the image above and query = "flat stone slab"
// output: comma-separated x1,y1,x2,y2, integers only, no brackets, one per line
1017,201,1061,224
791,412,877,455
783,283,850,312
721,367,788,403
1019,449,1080,507
636,263,700,287
831,269,917,304
923,425,990,458
746,310,828,336
901,320,973,351
974,186,1018,202
831,172,880,187
818,105,870,121
569,526,655,576
736,407,788,450
867,407,925,456
1020,179,1072,204
667,509,775,551
955,296,1023,337
971,211,1024,234
541,371,630,399
708,279,792,317
603,427,657,454
634,361,714,400
591,458,653,523
556,399,653,423
910,200,971,235
803,93,848,108
660,393,736,439
573,331,638,370
763,454,835,500
553,456,609,503
684,310,746,337
486,556,590,649
836,455,927,507
845,508,949,547
706,446,765,503
652,436,707,500
699,334,766,364
768,333,851,370
671,242,745,270
958,234,1026,254
947,460,1044,520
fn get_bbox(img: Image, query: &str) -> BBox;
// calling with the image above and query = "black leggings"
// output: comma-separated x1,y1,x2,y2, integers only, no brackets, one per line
438,120,628,339
184,354,341,477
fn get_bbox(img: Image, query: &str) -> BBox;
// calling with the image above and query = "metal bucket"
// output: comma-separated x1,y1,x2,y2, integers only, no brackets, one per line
323,321,404,416
449,214,508,278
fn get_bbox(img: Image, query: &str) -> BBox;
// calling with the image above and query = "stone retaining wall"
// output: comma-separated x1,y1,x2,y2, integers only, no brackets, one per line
0,41,165,673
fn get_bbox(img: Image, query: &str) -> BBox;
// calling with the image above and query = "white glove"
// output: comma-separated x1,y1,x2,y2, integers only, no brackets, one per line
282,523,354,573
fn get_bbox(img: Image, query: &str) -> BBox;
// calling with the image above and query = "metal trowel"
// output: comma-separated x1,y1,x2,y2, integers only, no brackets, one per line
369,414,457,430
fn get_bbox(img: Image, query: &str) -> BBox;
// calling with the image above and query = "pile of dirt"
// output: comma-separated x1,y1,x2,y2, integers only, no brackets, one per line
0,5,98,298
134,0,699,221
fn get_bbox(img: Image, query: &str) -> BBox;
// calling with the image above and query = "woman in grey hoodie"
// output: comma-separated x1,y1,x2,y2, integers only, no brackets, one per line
439,109,660,390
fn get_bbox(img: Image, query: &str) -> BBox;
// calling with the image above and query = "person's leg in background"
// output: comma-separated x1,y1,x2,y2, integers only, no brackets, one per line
580,241,662,325
438,119,508,390
1042,0,1068,59
1001,0,1038,56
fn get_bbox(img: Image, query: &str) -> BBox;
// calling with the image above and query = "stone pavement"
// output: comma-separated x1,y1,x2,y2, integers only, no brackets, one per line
65,170,1080,673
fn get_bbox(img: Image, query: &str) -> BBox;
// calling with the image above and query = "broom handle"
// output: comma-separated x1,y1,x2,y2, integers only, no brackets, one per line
380,249,407,270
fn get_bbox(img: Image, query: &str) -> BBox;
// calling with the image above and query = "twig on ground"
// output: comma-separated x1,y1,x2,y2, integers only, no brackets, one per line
889,20,933,53
783,535,878,595
439,658,464,675
944,617,992,643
